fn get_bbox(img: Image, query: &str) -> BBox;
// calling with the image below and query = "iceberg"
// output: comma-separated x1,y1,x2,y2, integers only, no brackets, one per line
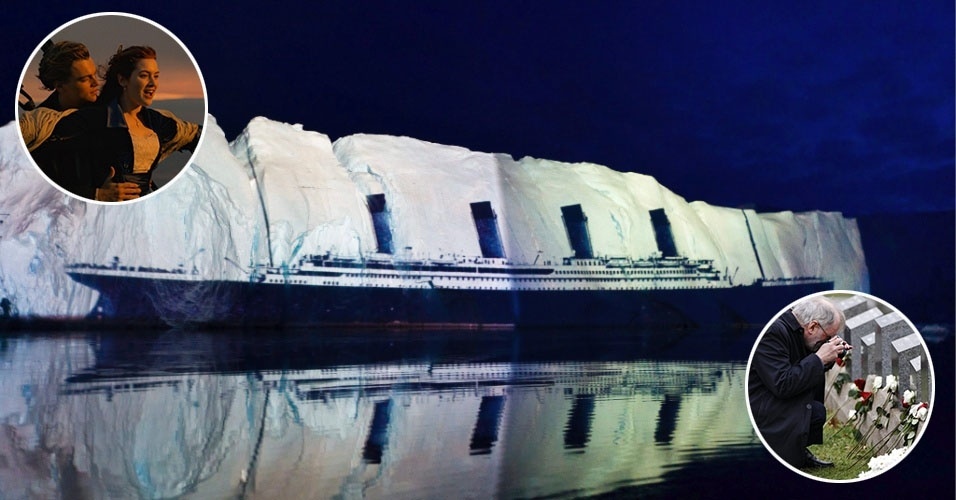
0,115,868,323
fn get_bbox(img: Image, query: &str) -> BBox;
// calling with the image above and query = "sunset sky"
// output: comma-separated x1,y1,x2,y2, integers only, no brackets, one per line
18,14,203,104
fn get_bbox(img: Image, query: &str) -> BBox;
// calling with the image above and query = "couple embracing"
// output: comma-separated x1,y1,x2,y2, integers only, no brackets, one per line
20,40,201,202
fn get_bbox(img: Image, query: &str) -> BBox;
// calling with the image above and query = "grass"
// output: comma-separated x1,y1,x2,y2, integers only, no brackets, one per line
800,414,875,480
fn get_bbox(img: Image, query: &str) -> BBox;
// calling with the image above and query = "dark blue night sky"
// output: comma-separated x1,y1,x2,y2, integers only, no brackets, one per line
2,3,954,496
5,2,953,216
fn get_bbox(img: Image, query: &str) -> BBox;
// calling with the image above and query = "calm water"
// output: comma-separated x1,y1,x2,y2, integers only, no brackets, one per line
0,327,951,499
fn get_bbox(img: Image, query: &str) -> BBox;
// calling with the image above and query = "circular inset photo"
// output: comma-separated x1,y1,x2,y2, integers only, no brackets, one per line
15,12,207,204
745,291,935,482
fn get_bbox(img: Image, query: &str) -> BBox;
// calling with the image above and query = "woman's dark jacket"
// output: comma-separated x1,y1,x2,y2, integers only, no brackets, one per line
748,310,826,468
29,100,200,199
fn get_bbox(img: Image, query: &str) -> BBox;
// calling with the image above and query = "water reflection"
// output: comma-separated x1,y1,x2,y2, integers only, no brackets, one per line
654,394,682,445
363,399,393,464
564,394,596,451
0,328,764,499
470,395,505,455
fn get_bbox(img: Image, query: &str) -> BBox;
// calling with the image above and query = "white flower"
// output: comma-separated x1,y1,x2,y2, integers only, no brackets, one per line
872,376,883,390
847,409,857,421
858,447,909,479
909,403,929,419
903,389,916,405
906,431,915,441
885,374,898,392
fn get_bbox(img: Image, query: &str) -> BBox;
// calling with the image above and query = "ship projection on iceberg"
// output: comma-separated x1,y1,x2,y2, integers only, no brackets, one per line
0,117,862,328
66,194,831,328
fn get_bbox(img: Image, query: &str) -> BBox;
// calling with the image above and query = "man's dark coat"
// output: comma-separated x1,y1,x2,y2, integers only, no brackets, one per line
748,310,826,467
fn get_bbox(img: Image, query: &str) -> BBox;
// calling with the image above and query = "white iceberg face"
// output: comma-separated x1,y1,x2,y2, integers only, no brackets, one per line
0,115,867,319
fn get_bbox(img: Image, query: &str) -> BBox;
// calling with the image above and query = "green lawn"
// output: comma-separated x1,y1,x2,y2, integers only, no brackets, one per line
801,415,874,480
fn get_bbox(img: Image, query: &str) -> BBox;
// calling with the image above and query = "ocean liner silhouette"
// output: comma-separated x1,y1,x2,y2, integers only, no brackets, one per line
66,199,830,327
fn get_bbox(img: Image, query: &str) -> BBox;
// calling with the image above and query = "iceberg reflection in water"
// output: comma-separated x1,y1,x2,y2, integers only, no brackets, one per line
0,329,763,498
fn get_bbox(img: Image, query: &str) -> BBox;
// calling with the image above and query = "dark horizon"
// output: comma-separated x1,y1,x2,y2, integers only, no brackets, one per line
5,3,953,218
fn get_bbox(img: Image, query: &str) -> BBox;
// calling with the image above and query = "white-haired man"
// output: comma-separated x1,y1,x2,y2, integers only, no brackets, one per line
748,296,851,469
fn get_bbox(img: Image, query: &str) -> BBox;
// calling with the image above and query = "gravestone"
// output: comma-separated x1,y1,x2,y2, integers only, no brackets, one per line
859,331,878,381
877,312,911,377
838,295,869,320
845,307,884,380
891,333,928,398
908,357,932,405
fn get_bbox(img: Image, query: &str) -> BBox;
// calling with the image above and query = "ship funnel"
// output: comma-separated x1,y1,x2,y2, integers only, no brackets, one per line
367,194,394,254
470,201,506,258
561,204,594,259
649,208,678,258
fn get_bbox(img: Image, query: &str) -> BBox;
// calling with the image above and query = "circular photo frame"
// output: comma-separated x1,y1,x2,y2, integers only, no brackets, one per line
745,290,935,482
15,12,207,204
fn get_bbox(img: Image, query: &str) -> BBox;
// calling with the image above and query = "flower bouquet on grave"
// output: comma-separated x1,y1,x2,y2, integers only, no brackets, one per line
845,375,909,469
870,390,928,456
829,377,870,443
847,378,872,437
857,446,910,479
854,398,927,477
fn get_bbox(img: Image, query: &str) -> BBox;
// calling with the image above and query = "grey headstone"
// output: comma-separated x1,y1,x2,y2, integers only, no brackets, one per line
892,333,926,397
909,356,933,404
838,295,869,319
859,332,878,381
878,312,912,377
845,308,884,379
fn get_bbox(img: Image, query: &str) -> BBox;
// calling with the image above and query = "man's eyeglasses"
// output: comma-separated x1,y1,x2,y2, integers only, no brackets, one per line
814,321,833,340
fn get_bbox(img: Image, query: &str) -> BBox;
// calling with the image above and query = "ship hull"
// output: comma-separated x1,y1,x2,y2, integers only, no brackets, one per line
69,272,832,329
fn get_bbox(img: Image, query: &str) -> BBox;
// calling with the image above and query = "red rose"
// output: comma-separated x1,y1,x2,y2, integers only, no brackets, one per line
854,379,866,392
860,391,872,403
835,357,844,367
